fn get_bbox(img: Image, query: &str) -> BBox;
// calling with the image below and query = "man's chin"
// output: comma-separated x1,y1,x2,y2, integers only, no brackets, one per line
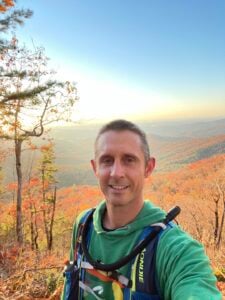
106,197,131,207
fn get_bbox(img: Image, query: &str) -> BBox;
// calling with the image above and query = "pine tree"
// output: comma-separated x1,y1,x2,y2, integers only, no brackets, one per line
0,1,32,53
0,43,78,245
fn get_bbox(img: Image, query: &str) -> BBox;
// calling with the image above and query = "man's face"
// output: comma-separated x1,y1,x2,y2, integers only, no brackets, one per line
91,130,155,208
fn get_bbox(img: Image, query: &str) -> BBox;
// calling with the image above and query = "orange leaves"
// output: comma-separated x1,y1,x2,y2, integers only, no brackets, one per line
0,5,7,12
7,181,17,191
0,244,19,267
3,0,14,6
29,177,40,187
56,185,102,223
0,0,14,13
30,144,38,150
217,281,225,293
27,140,38,151
40,144,52,152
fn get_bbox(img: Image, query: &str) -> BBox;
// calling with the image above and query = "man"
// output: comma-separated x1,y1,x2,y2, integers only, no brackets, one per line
62,119,222,299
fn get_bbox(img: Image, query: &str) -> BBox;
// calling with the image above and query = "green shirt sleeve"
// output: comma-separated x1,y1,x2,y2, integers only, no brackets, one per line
156,226,222,300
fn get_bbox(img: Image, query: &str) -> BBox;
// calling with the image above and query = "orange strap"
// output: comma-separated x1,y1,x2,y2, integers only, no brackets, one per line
87,269,124,288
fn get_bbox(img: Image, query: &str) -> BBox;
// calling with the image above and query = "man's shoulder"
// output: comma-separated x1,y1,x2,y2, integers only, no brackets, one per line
158,223,204,257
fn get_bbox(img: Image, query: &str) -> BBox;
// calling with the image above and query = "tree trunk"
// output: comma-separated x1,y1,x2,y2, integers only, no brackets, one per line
48,186,57,251
30,209,35,250
33,205,39,250
214,199,219,246
217,191,225,248
30,206,39,251
43,209,50,249
15,138,23,245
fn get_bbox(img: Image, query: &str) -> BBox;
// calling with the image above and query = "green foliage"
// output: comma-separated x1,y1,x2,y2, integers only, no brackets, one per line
46,271,61,294
0,7,33,52
39,143,57,188
0,44,78,140
0,212,15,244
0,9,33,32
1,80,58,103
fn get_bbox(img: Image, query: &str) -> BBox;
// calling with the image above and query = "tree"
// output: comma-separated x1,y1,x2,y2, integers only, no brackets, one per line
0,42,78,245
39,143,57,251
22,177,41,250
211,180,225,249
0,143,8,196
0,1,32,53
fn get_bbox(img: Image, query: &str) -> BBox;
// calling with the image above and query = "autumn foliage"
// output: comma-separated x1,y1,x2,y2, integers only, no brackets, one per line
0,0,14,13
0,153,225,297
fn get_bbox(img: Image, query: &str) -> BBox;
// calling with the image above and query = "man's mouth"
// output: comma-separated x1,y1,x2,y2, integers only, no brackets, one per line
109,185,129,190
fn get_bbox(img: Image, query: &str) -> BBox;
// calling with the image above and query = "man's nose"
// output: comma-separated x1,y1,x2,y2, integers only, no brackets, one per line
110,161,124,178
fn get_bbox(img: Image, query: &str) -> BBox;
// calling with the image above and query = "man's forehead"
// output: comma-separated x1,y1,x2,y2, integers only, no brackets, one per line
96,130,141,144
95,130,143,155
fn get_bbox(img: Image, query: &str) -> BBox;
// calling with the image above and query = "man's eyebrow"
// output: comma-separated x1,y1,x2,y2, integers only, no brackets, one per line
98,154,112,160
124,153,138,159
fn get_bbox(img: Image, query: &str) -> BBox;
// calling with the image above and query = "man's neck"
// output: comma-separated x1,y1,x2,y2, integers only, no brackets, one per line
102,201,144,230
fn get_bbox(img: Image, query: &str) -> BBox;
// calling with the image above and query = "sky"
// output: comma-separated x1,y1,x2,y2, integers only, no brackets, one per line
15,0,225,123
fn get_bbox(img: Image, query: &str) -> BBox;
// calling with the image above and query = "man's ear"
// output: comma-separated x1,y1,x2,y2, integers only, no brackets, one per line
91,159,97,175
145,157,155,178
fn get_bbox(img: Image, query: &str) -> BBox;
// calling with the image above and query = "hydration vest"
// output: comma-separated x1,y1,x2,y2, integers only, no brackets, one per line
64,207,180,300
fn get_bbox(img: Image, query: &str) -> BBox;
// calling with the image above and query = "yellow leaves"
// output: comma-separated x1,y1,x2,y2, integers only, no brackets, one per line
50,108,58,114
2,120,9,126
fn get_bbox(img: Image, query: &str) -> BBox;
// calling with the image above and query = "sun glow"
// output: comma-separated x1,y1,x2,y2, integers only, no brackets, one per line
54,64,225,124
57,67,179,123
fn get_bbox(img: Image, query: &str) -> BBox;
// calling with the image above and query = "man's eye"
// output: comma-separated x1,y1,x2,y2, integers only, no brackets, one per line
125,156,135,163
101,158,113,164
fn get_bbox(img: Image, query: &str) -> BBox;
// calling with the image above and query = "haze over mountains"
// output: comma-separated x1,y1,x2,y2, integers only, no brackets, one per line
2,118,225,188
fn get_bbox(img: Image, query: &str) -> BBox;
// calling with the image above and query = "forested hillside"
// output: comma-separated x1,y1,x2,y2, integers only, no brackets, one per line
1,152,225,298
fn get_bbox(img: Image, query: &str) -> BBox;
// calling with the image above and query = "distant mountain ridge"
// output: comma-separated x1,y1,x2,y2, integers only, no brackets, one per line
1,118,225,188
150,134,225,172
140,118,225,138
